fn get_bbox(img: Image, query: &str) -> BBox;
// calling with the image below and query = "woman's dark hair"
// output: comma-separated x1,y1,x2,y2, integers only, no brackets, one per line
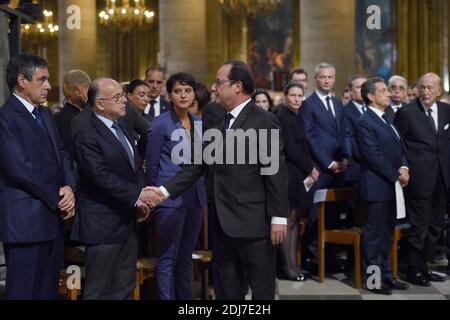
126,79,149,94
252,89,273,108
166,72,196,94
195,82,211,111
283,81,304,96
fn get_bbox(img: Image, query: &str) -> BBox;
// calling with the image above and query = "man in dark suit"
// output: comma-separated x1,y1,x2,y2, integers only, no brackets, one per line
298,62,352,270
0,53,76,299
394,73,450,286
143,66,171,123
54,69,91,155
71,78,162,299
147,60,289,300
384,75,408,122
356,77,410,295
344,75,367,185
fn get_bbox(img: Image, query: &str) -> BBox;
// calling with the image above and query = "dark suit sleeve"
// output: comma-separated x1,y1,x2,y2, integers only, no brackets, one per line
299,102,334,170
263,114,289,218
355,120,399,183
393,107,408,137
279,114,313,174
342,108,353,160
73,129,142,207
0,117,60,210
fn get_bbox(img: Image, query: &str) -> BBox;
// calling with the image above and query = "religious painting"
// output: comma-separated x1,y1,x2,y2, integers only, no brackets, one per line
248,0,294,90
355,0,394,79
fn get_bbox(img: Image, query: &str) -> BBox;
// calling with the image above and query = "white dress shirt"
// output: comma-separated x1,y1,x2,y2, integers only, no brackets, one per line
352,101,365,115
315,90,335,117
369,107,401,140
421,102,438,131
13,93,37,116
144,95,161,117
160,98,287,225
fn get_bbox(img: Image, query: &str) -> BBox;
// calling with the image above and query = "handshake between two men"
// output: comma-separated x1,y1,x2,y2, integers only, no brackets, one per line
135,186,166,223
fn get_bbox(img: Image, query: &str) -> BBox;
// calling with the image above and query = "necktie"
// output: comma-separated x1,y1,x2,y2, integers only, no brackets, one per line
111,122,135,170
362,105,367,113
382,113,392,124
32,107,47,132
222,113,234,136
325,96,335,119
426,108,437,132
148,99,156,119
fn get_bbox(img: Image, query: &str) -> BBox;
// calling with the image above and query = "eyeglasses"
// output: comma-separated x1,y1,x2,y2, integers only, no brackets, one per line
98,94,125,104
214,79,235,87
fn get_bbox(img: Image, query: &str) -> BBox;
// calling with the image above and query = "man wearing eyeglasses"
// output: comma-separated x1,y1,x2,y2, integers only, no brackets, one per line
71,78,164,299
143,66,172,123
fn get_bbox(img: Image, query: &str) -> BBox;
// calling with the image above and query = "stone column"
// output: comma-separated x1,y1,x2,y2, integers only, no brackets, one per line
159,0,206,82
0,12,9,106
58,0,97,89
300,0,355,95
206,0,226,86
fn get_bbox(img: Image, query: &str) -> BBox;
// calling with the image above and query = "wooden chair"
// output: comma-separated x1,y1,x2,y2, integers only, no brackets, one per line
316,188,362,288
192,207,213,299
134,257,157,300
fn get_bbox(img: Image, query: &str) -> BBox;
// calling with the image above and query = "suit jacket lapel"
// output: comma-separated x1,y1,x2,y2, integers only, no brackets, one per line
92,115,136,171
40,107,62,167
229,101,253,131
414,102,438,136
368,108,400,145
313,92,336,129
11,97,57,157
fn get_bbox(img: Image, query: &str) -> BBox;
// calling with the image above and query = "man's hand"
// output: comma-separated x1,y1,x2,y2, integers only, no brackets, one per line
271,223,287,245
60,207,75,220
398,167,409,187
329,161,340,173
341,158,349,171
140,186,165,208
136,200,150,223
58,186,75,212
310,167,320,182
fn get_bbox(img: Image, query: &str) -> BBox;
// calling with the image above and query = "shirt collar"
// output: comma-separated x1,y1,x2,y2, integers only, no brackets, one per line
315,89,332,102
94,112,114,129
228,98,251,119
420,101,437,114
13,93,36,114
368,106,385,121
352,100,364,113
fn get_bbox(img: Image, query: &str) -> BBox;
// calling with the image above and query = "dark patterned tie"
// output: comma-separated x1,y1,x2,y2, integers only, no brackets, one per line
222,113,234,136
32,107,46,130
426,108,437,133
111,122,135,170
325,96,335,120
148,99,156,119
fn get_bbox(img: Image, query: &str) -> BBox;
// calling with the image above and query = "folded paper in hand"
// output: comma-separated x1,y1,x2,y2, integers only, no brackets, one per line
303,176,315,192
395,181,406,219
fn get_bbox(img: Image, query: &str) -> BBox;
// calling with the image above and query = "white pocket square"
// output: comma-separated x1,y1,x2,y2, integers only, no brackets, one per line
444,123,449,130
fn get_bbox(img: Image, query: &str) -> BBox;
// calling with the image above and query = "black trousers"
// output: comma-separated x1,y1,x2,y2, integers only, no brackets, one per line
406,172,447,272
210,204,276,300
83,228,138,300
362,200,396,281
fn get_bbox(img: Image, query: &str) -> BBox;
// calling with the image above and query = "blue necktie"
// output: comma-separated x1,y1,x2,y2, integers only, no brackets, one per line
32,107,46,130
111,122,135,170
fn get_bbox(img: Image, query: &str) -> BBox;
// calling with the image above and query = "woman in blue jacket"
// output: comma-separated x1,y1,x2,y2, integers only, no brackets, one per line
146,72,207,300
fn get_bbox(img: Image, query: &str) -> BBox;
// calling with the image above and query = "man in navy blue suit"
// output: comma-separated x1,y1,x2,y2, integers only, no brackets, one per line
356,77,410,295
143,66,172,123
344,75,367,185
298,62,352,270
0,53,76,299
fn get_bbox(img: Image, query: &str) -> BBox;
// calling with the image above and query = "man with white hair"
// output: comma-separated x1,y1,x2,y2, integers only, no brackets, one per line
394,73,450,286
385,75,408,122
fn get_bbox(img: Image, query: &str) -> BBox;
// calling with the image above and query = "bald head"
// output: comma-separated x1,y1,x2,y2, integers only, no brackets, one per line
419,73,442,107
63,69,90,107
88,78,126,121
